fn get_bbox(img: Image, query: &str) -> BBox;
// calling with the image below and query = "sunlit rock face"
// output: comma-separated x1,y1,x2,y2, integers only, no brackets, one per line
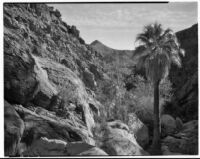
4,3,105,156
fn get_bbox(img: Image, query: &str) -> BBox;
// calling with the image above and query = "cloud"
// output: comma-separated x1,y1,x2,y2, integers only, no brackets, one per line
50,2,197,49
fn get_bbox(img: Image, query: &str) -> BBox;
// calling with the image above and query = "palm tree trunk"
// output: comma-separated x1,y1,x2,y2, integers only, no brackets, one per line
151,80,161,154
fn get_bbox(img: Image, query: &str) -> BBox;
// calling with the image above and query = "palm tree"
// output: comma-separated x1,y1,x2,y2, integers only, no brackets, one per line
134,22,184,154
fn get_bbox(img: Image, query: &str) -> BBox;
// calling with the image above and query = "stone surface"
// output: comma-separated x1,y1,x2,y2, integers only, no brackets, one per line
168,24,198,122
162,120,198,155
4,101,25,156
77,147,108,156
161,114,176,136
23,137,67,156
107,120,129,132
23,138,107,156
127,113,149,148
14,105,95,146
101,121,148,156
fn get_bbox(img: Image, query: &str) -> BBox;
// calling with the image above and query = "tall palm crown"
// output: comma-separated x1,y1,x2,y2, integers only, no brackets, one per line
134,23,185,83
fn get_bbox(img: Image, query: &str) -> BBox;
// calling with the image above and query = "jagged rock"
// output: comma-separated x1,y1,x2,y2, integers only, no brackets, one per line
161,114,176,136
23,137,67,156
4,101,25,156
33,56,98,135
14,105,95,146
127,113,149,148
4,33,57,107
101,121,148,156
168,24,198,122
162,120,198,155
4,18,100,137
23,137,107,157
107,120,129,132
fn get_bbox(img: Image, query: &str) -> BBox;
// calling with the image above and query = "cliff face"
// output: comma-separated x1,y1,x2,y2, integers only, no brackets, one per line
166,24,198,121
4,3,106,156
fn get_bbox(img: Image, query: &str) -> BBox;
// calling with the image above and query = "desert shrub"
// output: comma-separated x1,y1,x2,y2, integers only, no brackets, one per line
69,25,80,37
92,120,108,147
54,9,61,18
126,75,172,136
79,37,85,44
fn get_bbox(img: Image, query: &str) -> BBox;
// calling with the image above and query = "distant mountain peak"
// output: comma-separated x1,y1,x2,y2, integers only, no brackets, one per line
90,40,102,45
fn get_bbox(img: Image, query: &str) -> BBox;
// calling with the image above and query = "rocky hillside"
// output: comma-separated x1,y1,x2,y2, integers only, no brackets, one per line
4,3,149,157
91,40,134,65
4,3,106,156
166,24,198,122
91,40,136,91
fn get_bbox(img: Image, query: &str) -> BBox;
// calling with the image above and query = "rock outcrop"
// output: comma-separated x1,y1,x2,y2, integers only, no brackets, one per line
167,24,198,122
127,113,149,148
162,120,198,155
4,101,25,156
23,137,108,156
161,114,176,137
101,120,149,156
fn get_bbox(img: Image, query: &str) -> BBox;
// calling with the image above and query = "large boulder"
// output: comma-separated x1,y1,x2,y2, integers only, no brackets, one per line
14,104,95,147
77,147,108,156
162,120,198,155
161,114,176,136
107,120,129,131
65,142,107,156
4,101,25,156
33,56,98,135
127,113,149,148
23,137,107,156
101,121,148,156
23,137,67,156
4,33,57,107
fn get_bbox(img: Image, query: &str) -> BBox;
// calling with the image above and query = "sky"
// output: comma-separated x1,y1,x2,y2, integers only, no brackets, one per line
50,2,197,50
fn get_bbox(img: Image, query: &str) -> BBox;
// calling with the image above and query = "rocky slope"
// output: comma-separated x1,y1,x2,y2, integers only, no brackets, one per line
166,24,198,122
4,3,105,156
4,3,148,157
91,40,136,91
91,40,134,70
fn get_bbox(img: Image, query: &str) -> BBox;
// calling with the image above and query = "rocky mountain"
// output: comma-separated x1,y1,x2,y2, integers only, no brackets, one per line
3,3,148,157
91,40,134,65
91,40,136,91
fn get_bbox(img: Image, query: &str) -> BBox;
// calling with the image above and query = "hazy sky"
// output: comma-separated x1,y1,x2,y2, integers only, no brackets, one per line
50,2,197,50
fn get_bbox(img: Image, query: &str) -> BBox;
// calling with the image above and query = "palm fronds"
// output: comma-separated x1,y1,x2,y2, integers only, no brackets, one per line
134,22,184,82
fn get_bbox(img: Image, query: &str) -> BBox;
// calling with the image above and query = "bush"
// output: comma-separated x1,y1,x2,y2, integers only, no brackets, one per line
54,9,61,18
79,37,85,44
69,25,80,37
